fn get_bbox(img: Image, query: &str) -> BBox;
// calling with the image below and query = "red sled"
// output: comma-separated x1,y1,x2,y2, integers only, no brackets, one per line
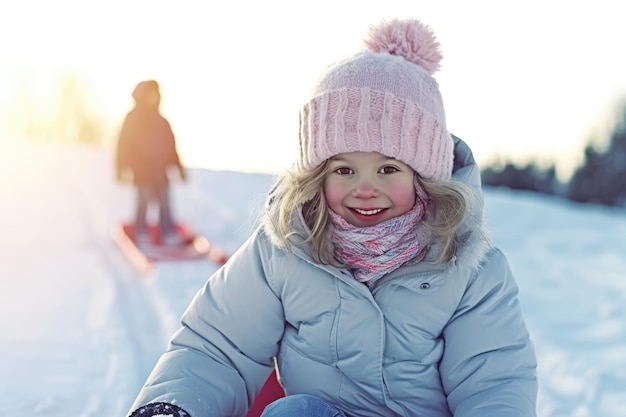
246,370,285,417
112,222,229,273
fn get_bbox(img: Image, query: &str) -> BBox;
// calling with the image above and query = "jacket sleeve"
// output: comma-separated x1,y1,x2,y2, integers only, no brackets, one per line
128,230,285,417
439,248,538,417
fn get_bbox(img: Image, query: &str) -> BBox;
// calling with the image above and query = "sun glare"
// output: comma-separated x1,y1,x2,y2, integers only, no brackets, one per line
2,1,626,178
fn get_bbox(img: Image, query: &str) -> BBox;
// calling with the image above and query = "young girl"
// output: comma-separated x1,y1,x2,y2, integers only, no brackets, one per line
127,18,537,417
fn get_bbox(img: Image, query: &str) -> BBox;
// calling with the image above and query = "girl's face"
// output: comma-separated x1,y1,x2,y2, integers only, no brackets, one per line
323,152,417,227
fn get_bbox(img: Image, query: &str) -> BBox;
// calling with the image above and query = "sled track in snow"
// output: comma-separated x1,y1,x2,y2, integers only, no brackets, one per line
75,167,180,416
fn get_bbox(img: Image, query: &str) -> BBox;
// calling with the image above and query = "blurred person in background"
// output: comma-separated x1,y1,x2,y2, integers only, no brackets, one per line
116,80,186,245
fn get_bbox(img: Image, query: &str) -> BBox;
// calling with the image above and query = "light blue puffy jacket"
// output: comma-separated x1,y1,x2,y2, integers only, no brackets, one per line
129,137,538,417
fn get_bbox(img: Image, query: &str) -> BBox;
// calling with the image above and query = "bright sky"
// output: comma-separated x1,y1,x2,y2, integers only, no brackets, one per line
1,0,626,179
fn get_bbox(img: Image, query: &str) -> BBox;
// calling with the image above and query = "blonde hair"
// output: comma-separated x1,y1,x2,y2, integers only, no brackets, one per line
417,175,476,264
265,161,476,265
266,161,335,264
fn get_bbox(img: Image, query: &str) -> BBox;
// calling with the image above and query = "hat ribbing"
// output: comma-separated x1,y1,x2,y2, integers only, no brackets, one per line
298,19,453,180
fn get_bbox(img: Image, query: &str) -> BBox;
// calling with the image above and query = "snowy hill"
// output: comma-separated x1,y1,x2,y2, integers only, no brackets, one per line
0,140,624,417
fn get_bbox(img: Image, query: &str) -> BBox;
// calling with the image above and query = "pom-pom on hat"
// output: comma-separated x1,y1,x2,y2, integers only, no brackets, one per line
298,18,453,180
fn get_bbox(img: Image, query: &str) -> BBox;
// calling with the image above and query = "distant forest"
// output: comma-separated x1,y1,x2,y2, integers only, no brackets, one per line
481,102,626,208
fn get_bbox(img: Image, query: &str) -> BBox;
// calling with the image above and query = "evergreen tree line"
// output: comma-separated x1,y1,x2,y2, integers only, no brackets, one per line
481,103,626,207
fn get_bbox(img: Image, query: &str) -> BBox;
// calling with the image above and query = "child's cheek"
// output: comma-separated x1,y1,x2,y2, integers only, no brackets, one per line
323,181,347,211
387,183,417,214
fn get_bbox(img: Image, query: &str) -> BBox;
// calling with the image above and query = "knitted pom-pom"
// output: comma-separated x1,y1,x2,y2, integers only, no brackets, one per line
364,18,442,75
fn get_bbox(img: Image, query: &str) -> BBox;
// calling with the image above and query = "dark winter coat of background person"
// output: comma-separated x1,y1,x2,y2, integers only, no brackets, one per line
116,81,183,187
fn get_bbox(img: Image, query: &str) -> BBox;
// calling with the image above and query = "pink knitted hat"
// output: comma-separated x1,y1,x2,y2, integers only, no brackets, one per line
298,18,453,180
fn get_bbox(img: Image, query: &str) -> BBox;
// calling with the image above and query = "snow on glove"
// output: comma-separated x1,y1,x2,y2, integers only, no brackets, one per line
128,402,191,417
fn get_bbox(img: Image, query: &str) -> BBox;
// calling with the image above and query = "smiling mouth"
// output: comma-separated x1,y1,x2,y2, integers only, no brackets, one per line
353,208,385,216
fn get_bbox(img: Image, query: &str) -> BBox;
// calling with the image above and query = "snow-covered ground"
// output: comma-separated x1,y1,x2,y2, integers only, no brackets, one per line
0,140,624,417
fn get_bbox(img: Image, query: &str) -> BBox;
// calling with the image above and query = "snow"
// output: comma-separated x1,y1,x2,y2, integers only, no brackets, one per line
0,140,624,417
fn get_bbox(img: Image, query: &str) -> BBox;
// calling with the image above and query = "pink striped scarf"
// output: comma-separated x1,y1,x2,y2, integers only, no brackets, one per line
329,198,429,287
